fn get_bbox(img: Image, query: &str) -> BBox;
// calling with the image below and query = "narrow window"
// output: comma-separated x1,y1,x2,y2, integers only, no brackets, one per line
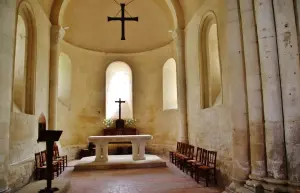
106,61,133,119
163,58,178,110
200,14,222,108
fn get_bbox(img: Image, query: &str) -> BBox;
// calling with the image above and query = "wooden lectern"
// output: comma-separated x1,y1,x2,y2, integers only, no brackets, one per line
37,115,63,193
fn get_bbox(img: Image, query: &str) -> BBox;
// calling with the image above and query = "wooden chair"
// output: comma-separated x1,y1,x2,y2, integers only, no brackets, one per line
185,147,204,177
53,143,68,171
34,152,46,180
169,142,181,164
174,143,187,167
41,150,60,178
196,150,217,186
176,144,194,171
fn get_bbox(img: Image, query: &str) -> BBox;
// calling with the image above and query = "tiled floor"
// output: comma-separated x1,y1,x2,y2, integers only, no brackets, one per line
61,159,223,193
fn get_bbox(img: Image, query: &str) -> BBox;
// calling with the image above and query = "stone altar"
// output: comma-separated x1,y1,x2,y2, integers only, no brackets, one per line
88,135,152,162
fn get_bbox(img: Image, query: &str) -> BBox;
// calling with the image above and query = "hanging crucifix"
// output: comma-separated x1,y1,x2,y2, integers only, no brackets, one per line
115,98,125,128
107,2,139,40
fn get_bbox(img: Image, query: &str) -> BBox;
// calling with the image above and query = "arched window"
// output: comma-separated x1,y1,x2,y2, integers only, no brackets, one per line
13,3,36,114
106,61,133,119
200,13,222,109
163,58,178,110
58,53,72,107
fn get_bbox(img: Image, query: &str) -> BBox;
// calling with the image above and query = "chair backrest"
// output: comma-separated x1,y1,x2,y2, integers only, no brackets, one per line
53,142,60,157
195,147,203,161
179,143,186,154
207,151,217,168
182,143,189,155
41,150,47,164
176,142,181,151
200,149,208,165
187,145,194,157
34,152,42,167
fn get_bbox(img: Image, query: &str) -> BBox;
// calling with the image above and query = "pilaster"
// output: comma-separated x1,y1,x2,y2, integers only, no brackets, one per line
172,29,188,143
273,0,300,187
0,0,17,192
254,0,287,182
239,0,267,179
48,25,65,130
226,0,250,192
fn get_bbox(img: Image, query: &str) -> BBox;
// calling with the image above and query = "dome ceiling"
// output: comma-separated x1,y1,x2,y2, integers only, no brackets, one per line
61,0,175,53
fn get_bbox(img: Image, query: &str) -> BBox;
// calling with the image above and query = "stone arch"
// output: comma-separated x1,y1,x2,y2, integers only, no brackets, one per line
199,11,222,109
50,0,184,29
105,61,133,119
163,58,178,110
13,1,37,114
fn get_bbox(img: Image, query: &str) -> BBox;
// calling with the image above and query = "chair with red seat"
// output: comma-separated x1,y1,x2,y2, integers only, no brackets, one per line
185,147,205,177
41,150,60,178
196,150,217,186
53,142,67,171
169,142,181,164
34,152,46,180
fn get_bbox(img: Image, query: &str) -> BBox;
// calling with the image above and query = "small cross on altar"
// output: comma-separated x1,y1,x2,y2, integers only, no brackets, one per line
115,98,125,120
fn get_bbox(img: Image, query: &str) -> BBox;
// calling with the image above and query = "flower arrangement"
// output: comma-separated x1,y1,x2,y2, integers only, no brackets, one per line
103,119,114,128
125,118,137,128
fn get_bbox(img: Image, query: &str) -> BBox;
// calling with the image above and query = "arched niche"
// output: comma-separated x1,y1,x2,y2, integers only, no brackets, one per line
58,52,72,106
13,2,36,114
163,58,178,110
106,61,133,119
199,12,222,109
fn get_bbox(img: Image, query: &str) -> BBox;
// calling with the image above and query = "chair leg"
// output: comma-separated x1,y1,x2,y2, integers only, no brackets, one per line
205,171,209,187
214,170,217,185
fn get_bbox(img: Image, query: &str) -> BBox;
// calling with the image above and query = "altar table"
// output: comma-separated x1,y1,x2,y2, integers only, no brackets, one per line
88,135,153,162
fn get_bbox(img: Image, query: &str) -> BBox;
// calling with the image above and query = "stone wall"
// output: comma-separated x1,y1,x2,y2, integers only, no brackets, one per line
57,40,180,155
185,0,232,187
8,0,51,191
8,159,35,192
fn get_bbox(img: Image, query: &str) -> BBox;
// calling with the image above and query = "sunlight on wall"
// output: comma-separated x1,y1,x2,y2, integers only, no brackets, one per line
106,61,133,119
163,58,178,110
208,24,221,106
58,53,72,106
13,15,27,112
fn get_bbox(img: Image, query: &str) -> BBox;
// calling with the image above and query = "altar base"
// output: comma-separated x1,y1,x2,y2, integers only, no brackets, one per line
74,154,166,170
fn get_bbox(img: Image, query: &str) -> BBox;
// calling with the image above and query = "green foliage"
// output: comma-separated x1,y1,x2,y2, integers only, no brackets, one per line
103,119,114,127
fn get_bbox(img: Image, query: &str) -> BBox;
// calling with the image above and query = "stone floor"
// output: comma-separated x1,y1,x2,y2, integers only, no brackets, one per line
60,159,223,193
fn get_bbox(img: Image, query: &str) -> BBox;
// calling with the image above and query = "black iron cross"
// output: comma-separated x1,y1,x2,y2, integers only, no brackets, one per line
107,3,139,40
115,98,125,119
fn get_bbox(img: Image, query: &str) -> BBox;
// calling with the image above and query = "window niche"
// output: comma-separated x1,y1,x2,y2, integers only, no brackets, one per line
58,53,72,107
106,61,133,119
199,12,222,109
13,2,36,114
163,58,178,110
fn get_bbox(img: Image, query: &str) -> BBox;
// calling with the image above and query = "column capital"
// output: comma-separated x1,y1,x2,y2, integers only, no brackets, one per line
51,25,65,45
172,28,184,40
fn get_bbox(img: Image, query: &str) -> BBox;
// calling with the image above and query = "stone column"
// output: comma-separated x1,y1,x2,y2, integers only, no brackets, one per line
295,0,300,49
254,0,287,181
239,0,267,179
49,26,65,130
173,29,188,143
226,0,250,189
273,0,300,187
0,0,17,192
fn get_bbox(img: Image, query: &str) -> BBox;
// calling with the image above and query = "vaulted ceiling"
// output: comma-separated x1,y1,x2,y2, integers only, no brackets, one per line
37,0,207,53
61,0,174,53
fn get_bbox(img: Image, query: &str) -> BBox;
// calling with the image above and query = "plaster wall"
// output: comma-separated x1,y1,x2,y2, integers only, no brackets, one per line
9,0,50,190
185,0,232,187
58,41,180,156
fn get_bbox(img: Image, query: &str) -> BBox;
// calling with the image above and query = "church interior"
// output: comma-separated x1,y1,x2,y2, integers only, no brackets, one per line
0,0,300,192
